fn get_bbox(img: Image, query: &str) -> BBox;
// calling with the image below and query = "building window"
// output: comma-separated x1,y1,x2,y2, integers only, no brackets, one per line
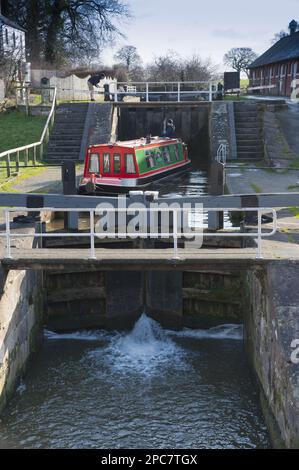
5,28,9,45
291,62,297,76
13,32,16,48
125,154,136,174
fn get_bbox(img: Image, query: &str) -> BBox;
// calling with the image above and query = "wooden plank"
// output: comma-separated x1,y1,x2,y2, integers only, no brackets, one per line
182,287,241,304
0,192,299,210
47,286,105,303
3,246,298,272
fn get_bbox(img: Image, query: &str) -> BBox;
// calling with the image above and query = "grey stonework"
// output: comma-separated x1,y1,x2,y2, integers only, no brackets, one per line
245,262,299,448
209,101,235,161
0,268,43,414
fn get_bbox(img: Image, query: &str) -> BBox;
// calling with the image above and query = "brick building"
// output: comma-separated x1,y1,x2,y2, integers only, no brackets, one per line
248,20,299,97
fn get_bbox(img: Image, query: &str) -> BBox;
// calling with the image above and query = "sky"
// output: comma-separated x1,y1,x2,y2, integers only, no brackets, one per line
102,0,299,71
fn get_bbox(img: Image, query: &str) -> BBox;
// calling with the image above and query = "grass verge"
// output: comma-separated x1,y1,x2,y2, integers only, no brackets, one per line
0,111,46,153
0,167,47,192
250,183,263,193
288,207,299,218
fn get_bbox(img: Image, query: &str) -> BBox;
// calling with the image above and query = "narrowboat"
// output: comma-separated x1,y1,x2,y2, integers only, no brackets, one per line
78,136,191,194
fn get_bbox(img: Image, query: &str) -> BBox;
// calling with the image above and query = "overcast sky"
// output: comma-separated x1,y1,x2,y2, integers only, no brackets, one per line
102,0,299,70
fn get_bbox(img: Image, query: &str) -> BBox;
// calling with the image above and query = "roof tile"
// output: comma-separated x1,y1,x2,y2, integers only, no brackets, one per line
0,14,26,33
249,32,299,68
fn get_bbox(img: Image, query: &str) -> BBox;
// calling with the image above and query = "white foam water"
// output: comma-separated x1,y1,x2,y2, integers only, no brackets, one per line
87,314,188,376
169,324,243,341
46,318,243,377
44,329,109,342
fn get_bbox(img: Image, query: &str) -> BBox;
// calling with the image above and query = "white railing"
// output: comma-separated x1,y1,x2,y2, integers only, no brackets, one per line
247,84,276,92
36,81,217,103
0,87,57,177
216,143,227,164
115,81,218,102
1,206,277,261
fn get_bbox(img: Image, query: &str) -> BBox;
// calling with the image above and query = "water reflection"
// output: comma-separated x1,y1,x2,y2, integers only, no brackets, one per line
154,169,208,197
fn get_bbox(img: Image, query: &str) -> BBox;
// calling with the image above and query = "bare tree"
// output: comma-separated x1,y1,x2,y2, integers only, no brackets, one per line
271,30,288,44
145,51,217,82
114,45,141,70
224,48,258,78
146,51,182,81
182,55,218,81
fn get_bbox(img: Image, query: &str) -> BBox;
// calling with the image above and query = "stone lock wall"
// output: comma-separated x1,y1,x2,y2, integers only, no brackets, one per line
245,262,299,448
0,79,5,102
117,103,210,159
0,268,43,413
209,101,237,161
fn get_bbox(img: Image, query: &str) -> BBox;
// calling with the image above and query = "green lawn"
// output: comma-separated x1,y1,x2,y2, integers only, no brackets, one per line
240,78,249,88
0,111,46,153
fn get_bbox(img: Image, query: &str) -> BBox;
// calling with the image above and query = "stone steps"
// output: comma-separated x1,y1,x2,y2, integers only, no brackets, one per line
234,102,264,161
237,144,263,152
237,151,264,159
47,151,80,161
45,103,89,163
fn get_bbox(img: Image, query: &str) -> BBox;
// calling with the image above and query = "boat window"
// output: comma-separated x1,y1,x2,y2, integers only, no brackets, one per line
113,154,121,173
89,153,99,173
146,156,155,168
145,150,155,169
103,153,110,173
174,145,180,161
163,147,171,163
125,154,136,174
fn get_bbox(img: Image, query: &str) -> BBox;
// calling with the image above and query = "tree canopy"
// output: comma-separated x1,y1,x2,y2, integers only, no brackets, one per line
224,48,258,78
1,0,130,66
146,51,217,82
114,45,141,70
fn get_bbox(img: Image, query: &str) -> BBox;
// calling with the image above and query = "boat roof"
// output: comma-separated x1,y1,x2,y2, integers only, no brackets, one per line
89,137,179,151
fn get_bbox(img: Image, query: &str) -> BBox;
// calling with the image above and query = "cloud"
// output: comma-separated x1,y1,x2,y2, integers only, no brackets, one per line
212,28,246,39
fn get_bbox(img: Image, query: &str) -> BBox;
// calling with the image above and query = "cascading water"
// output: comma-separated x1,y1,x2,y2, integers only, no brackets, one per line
0,315,270,449
96,314,187,376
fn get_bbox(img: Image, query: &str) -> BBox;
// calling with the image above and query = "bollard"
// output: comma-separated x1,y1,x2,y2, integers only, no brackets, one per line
104,83,111,102
61,161,79,231
208,161,225,230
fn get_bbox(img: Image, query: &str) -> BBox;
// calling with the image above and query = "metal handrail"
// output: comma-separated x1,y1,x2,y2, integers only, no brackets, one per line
114,80,218,102
216,143,227,164
0,87,57,176
0,206,277,261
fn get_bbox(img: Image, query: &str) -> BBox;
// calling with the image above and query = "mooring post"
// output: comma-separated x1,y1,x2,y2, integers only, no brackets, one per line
208,161,225,231
61,161,78,231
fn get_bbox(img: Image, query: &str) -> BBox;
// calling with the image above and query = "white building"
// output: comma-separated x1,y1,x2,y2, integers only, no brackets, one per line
0,9,29,82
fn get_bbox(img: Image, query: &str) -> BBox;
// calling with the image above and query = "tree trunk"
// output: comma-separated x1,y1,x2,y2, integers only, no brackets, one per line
26,0,42,66
44,0,66,64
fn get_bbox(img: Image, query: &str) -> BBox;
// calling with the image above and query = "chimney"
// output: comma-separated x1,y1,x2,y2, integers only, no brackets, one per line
289,19,298,35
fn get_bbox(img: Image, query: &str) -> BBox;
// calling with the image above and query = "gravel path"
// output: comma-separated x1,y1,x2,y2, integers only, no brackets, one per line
226,167,299,194
10,166,83,194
